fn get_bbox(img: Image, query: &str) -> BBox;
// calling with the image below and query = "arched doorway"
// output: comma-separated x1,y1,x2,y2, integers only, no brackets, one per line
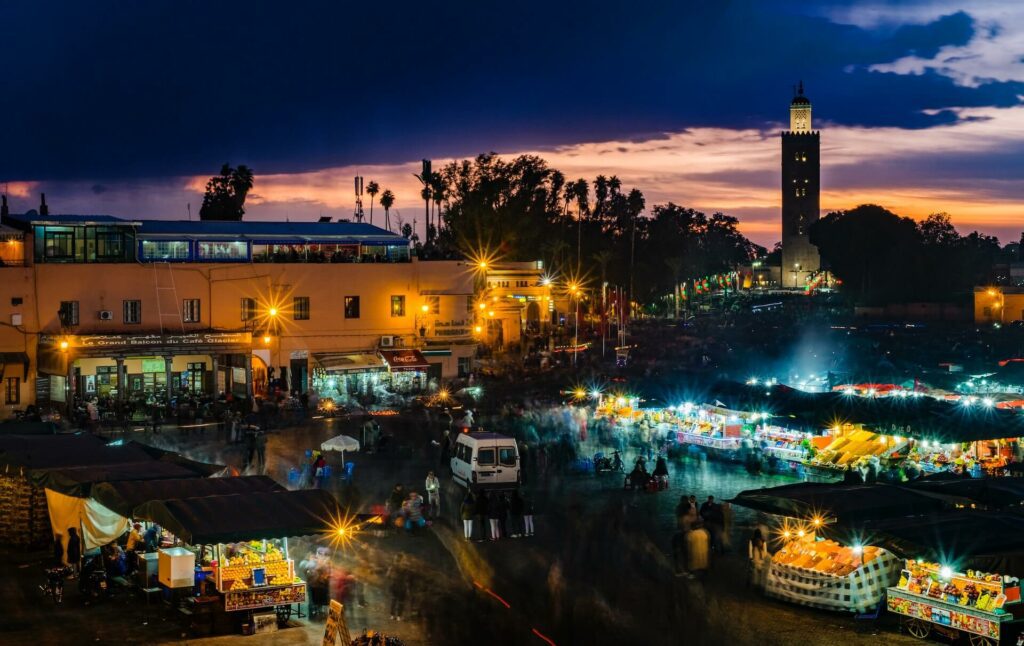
525,301,541,333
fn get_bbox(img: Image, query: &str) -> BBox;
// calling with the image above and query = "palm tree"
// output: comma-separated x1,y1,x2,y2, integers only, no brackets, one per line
379,189,395,232
571,179,589,271
664,257,684,319
413,172,432,245
365,181,380,226
429,172,446,234
592,250,614,352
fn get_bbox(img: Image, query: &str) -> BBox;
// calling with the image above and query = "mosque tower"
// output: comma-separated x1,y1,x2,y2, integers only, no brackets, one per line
780,81,820,287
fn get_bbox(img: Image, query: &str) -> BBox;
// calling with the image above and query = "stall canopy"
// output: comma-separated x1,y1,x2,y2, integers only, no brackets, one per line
0,421,60,435
313,352,386,373
730,481,951,523
853,510,1024,575
380,349,429,372
906,476,1024,509
91,476,284,518
705,380,1024,443
133,489,341,544
0,433,224,496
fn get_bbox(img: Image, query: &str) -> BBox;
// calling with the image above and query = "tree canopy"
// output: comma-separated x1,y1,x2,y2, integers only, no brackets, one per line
199,164,254,221
810,205,999,305
431,153,761,306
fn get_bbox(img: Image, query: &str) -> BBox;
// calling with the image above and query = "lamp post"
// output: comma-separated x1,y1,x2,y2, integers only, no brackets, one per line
568,282,580,367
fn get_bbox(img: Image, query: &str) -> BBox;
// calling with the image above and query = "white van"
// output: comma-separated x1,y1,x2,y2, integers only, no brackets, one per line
450,431,520,489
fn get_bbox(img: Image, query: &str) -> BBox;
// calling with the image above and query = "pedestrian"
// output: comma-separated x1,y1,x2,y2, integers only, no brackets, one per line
386,483,405,530
488,493,504,540
126,523,144,552
143,524,162,552
474,490,490,542
313,452,327,489
403,492,426,533
439,430,451,468
508,489,525,538
425,471,441,518
460,491,476,541
388,554,409,621
255,429,267,470
721,501,734,551
66,527,81,577
748,528,769,590
686,523,710,579
522,491,535,537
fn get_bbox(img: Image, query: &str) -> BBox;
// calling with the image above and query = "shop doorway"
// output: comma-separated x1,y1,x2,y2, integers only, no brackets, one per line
289,358,307,394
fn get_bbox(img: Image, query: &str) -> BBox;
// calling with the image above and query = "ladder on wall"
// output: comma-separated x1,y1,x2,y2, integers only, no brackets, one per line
152,262,184,335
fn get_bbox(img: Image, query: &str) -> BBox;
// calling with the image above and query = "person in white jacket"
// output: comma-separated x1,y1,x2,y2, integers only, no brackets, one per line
425,471,441,518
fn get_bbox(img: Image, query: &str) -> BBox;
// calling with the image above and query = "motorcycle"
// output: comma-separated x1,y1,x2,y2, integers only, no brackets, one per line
39,566,72,604
594,450,624,473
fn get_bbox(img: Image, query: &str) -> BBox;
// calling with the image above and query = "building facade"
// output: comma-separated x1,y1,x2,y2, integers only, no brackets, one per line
476,261,555,347
975,287,1024,325
781,83,821,287
0,211,476,418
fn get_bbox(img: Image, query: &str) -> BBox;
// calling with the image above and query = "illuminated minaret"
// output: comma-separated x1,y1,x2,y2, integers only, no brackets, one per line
781,81,820,287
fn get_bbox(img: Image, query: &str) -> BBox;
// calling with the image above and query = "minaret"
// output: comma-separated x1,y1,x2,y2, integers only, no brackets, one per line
781,81,820,288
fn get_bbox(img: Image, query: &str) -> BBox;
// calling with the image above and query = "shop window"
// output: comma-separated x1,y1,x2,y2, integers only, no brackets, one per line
123,299,142,324
498,447,517,467
425,295,440,315
140,240,190,261
196,240,248,261
344,296,360,319
44,231,74,259
186,362,205,392
293,296,310,320
59,300,79,327
477,448,495,466
183,299,201,323
5,377,19,405
95,231,124,259
391,295,406,317
241,297,257,321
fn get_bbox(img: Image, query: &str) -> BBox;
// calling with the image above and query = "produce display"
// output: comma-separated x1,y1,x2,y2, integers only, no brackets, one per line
216,541,297,593
772,538,881,577
758,427,811,460
897,560,1018,613
809,428,905,471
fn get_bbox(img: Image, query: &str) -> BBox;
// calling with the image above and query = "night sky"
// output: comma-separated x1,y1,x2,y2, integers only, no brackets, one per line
3,1,1022,244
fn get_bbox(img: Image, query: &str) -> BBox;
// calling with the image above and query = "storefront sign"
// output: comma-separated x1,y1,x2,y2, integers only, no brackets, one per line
887,589,1002,639
141,358,165,373
41,332,252,350
224,582,306,612
435,319,468,327
380,349,429,372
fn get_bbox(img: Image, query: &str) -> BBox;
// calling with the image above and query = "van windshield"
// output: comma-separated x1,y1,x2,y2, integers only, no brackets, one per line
498,447,517,467
477,448,495,466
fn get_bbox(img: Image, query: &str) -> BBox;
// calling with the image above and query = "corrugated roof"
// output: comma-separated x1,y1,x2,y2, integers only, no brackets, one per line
6,213,136,225
136,219,404,241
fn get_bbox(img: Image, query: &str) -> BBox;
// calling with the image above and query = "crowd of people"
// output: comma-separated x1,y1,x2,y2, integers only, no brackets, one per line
671,494,734,579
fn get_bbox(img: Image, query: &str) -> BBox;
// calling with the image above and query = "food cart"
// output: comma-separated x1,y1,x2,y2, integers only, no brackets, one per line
887,560,1024,645
806,424,907,476
131,489,340,634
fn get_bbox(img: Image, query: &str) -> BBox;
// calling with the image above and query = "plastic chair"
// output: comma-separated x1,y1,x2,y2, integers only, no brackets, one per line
287,468,301,485
854,598,883,633
342,462,355,483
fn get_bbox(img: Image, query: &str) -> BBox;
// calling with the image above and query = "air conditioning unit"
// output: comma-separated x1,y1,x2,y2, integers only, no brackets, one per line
98,310,113,321
380,335,395,348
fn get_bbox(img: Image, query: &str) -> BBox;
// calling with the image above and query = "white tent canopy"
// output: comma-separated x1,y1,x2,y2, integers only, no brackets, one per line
321,434,360,456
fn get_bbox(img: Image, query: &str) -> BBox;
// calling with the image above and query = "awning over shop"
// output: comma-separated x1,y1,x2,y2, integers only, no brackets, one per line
313,352,386,373
91,476,284,518
32,461,204,497
0,351,29,379
730,481,950,523
906,476,1024,509
0,421,59,435
380,349,429,372
133,489,341,544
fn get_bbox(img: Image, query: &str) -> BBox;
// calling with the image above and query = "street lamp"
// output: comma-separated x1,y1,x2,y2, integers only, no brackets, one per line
568,282,581,367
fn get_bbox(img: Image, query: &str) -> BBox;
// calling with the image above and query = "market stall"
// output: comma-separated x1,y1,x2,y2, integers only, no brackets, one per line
132,489,341,623
766,533,901,613
806,424,907,475
888,560,1023,644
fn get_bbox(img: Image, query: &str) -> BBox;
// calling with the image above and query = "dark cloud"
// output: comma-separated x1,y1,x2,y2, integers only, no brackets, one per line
0,1,1016,183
